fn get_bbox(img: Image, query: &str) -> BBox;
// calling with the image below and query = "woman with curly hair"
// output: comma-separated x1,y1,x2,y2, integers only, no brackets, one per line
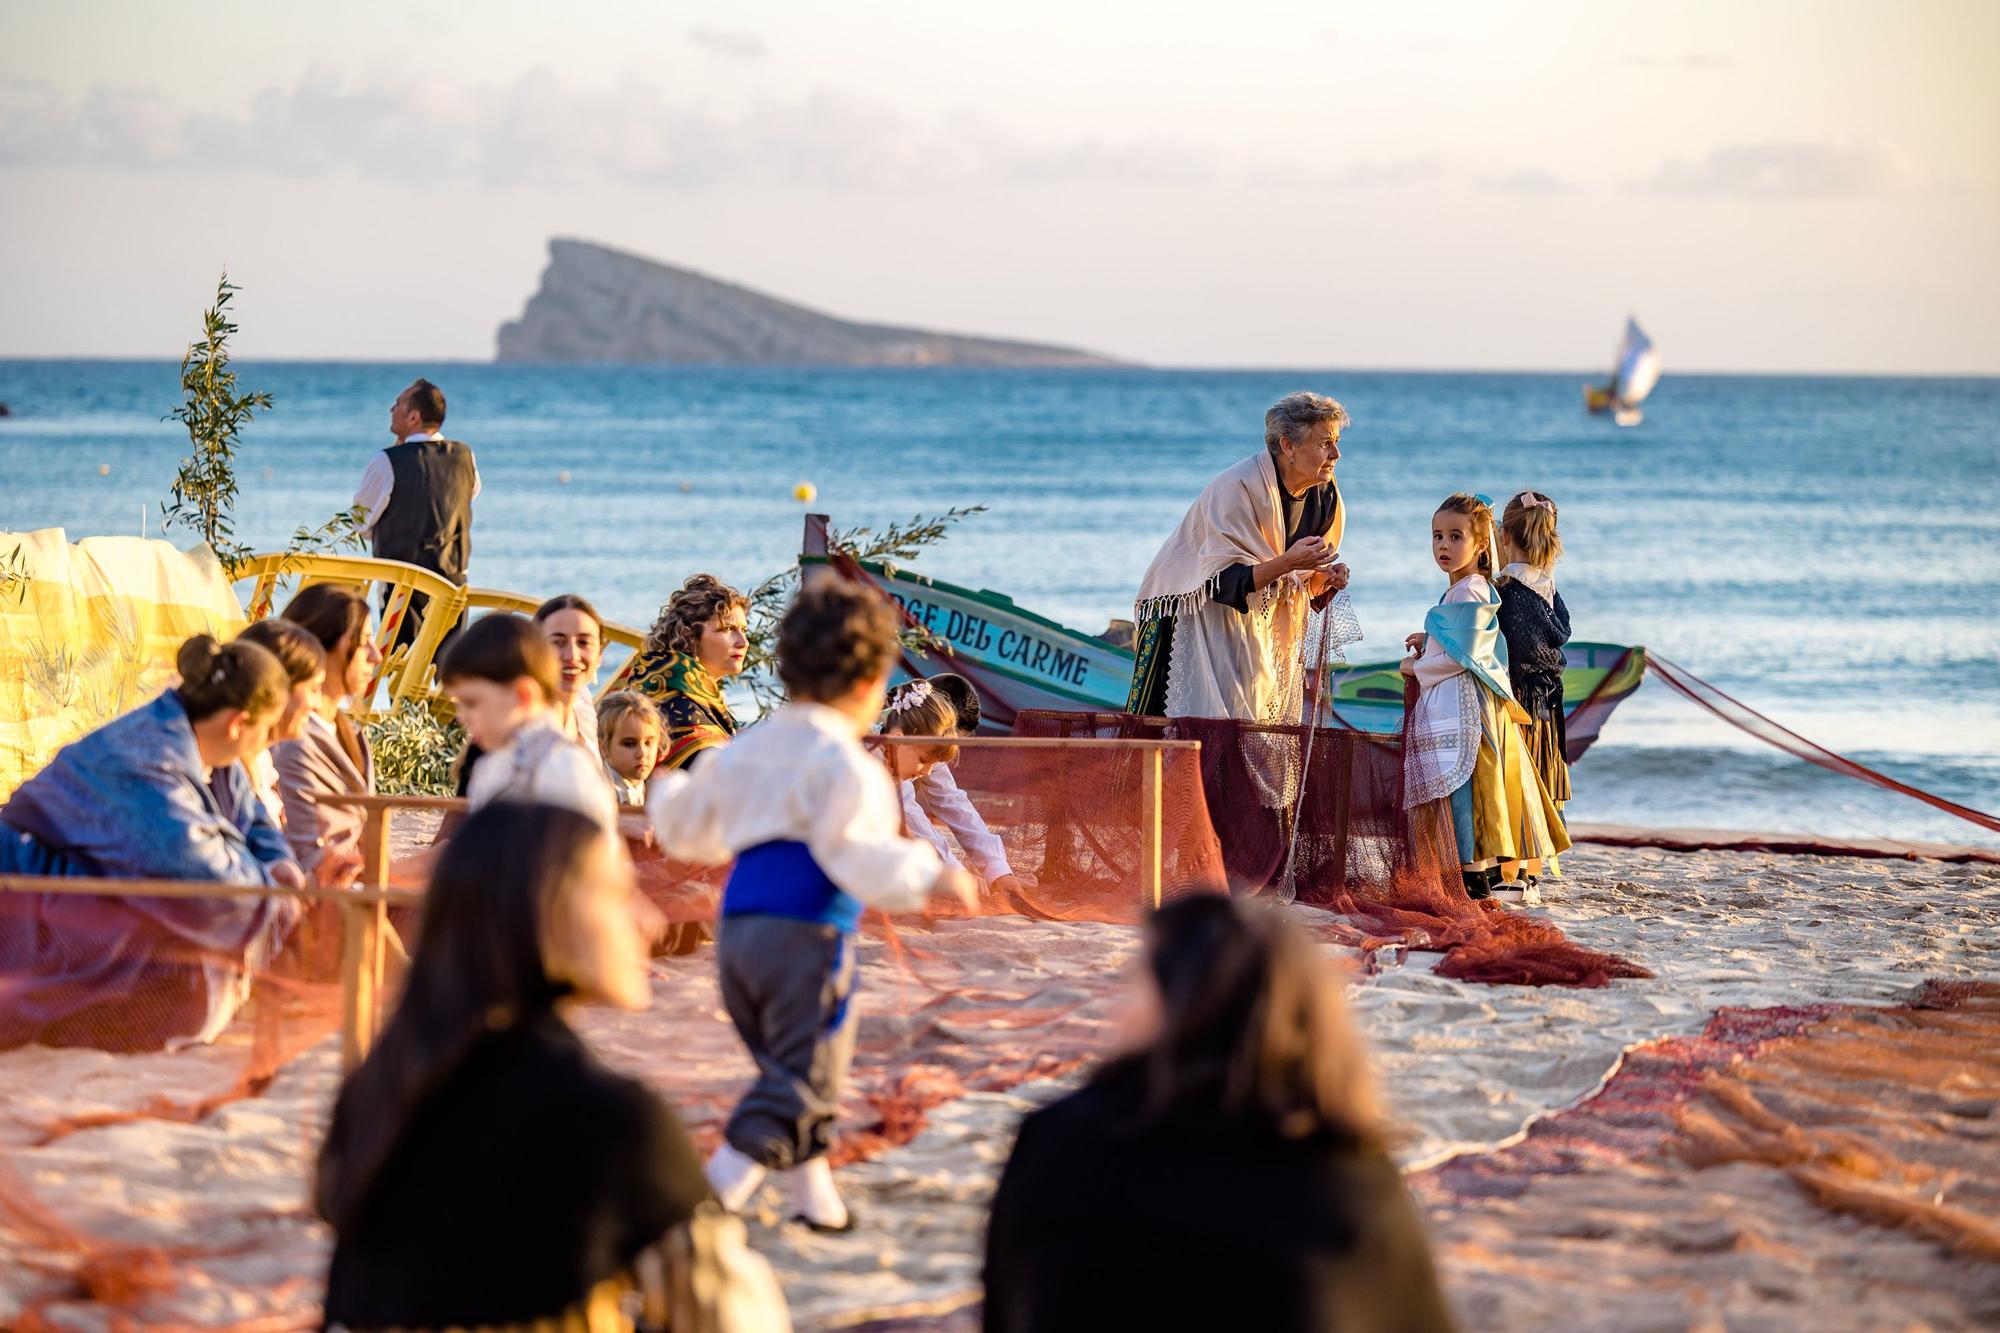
627,574,749,773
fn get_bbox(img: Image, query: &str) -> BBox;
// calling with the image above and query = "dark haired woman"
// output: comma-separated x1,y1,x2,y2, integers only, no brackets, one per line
232,617,326,832
982,895,1455,1333
0,634,308,1049
317,802,722,1330
272,583,380,877
627,574,749,771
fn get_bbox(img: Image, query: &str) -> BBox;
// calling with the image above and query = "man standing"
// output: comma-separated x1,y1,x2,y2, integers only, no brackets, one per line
353,378,480,650
1125,391,1352,722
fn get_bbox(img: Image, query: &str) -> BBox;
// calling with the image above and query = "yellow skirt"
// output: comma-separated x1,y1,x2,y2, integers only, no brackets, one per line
1466,692,1571,874
1523,710,1571,804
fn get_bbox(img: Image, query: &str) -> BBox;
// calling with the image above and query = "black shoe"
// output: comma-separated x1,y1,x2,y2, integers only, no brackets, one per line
1462,870,1493,901
789,1210,858,1235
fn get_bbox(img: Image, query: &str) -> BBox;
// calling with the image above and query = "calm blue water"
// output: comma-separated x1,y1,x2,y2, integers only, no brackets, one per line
3,361,1997,846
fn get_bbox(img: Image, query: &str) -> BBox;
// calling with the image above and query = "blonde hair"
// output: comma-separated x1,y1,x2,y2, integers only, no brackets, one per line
595,690,662,753
1434,492,1499,578
1501,490,1563,568
880,680,960,766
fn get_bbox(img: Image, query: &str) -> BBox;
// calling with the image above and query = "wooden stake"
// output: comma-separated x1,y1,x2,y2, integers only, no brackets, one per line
1140,747,1164,912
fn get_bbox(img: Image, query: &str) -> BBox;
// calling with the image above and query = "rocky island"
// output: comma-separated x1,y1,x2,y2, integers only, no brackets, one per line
496,239,1122,366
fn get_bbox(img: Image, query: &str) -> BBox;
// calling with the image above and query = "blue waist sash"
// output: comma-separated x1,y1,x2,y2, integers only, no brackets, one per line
723,841,861,933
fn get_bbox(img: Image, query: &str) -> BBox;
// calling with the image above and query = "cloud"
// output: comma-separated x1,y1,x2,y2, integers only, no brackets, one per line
1645,142,1908,199
688,26,769,61
0,70,1217,190
0,70,1454,197
1477,168,1575,196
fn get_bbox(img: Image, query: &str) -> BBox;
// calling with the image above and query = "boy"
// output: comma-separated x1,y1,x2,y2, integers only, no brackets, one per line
647,580,977,1231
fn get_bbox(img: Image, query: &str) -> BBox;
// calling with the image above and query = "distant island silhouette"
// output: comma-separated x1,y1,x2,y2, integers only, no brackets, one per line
496,239,1124,367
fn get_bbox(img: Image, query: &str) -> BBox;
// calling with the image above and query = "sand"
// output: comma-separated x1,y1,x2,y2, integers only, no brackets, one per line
1,844,1996,1330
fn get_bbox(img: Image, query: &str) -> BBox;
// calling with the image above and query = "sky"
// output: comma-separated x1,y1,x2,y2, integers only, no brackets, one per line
1,0,1996,371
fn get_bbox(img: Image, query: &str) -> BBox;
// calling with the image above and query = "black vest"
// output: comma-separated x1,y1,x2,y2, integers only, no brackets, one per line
371,440,477,585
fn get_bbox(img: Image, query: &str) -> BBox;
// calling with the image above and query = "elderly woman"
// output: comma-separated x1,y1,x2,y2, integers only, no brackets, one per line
626,574,749,772
1126,392,1353,723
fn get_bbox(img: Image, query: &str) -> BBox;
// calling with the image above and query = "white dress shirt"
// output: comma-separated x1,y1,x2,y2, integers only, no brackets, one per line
647,702,945,913
910,763,1013,881
353,430,483,538
466,717,618,832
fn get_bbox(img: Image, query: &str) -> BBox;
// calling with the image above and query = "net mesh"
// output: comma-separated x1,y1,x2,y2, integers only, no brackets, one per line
1014,708,1651,988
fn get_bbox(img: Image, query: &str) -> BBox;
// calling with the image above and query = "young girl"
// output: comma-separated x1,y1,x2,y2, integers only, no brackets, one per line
647,580,978,1232
1497,491,1573,830
904,674,1029,907
878,679,967,872
597,690,664,809
1402,494,1568,903
273,583,379,879
232,618,328,828
439,614,617,832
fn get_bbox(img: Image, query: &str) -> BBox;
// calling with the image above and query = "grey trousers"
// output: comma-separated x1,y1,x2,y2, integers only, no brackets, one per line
716,915,859,1169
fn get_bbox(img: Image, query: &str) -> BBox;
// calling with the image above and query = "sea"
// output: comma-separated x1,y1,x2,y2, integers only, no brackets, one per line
2,362,1996,848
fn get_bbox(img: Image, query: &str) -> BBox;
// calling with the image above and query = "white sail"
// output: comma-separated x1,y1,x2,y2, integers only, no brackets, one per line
1611,317,1661,406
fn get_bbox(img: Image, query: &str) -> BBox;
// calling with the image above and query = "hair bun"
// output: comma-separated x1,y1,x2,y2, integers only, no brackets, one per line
175,633,223,682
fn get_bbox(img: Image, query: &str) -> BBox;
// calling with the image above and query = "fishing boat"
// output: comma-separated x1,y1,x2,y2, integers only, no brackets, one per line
1584,316,1661,427
807,517,1646,755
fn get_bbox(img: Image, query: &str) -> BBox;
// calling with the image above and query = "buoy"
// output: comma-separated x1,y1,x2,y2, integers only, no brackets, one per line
98,463,111,476
793,481,817,504
678,481,693,493
558,470,572,484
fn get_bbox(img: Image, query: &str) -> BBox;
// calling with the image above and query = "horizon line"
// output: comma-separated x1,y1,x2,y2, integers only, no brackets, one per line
0,355,1996,381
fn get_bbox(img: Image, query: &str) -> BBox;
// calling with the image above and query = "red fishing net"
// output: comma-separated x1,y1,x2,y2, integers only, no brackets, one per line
1014,707,1650,988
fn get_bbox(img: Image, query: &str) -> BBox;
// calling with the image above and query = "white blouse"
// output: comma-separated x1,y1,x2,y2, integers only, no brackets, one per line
466,717,618,832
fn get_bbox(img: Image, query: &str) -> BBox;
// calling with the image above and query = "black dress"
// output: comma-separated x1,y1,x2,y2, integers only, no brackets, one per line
321,1009,710,1329
1496,579,1572,800
983,1060,1455,1333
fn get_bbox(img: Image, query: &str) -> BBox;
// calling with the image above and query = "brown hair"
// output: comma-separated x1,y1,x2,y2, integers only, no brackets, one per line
880,680,961,766
1501,490,1563,568
645,574,748,657
404,377,446,427
1130,894,1384,1147
595,690,662,753
534,593,602,630
776,578,900,704
1435,492,1499,578
236,619,326,686
279,583,372,772
438,614,560,704
175,634,289,722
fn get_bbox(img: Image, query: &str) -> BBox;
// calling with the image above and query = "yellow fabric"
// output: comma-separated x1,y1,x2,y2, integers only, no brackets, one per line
1466,689,1570,871
1523,714,1571,804
0,529,245,800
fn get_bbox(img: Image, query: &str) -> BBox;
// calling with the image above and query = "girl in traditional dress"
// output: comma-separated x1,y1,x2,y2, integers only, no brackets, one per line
1402,494,1568,903
628,574,749,772
1497,491,1573,869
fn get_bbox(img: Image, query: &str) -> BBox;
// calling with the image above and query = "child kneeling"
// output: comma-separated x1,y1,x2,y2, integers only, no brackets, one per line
647,579,977,1231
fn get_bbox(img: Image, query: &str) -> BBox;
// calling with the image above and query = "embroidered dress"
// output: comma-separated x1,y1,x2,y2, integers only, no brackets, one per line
1497,563,1572,805
627,648,738,771
1405,575,1569,873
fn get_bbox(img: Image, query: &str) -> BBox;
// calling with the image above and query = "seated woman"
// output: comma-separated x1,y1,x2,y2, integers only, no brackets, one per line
232,617,327,829
982,895,1455,1333
0,635,307,1051
627,574,748,772
316,802,736,1330
272,583,380,879
449,593,608,799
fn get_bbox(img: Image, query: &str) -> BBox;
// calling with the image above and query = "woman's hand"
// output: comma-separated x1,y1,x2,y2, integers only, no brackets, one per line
1325,561,1350,593
1283,535,1336,575
1405,631,1427,654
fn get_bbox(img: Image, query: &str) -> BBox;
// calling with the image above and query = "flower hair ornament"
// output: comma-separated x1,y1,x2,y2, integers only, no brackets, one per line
887,679,934,713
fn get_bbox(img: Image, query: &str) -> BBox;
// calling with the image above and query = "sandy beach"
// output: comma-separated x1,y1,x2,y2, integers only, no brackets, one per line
2,843,1996,1331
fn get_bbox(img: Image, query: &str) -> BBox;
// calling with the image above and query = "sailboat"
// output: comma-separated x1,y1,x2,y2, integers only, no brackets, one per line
1584,316,1661,427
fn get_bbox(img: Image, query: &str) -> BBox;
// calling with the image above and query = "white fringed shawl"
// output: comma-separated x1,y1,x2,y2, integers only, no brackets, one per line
1132,450,1344,722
